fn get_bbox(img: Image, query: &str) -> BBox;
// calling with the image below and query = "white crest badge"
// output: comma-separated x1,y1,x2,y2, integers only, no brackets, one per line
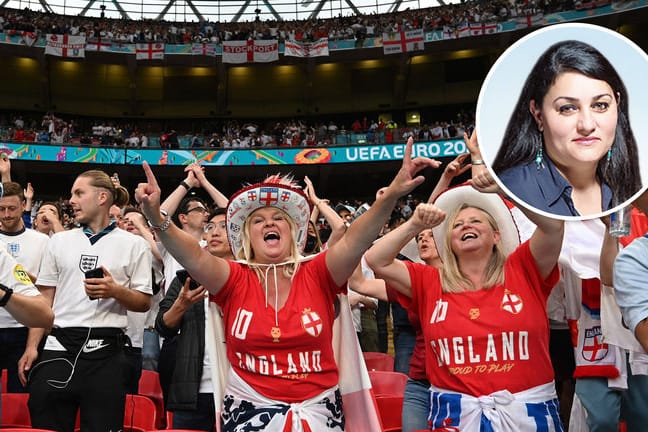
79,255,99,272
301,308,323,337
500,289,523,314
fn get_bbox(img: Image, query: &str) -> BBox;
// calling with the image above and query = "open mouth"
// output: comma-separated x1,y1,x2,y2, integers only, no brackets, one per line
461,233,478,241
264,232,280,242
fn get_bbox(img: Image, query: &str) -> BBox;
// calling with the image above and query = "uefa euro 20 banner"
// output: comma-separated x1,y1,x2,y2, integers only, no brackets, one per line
0,140,467,166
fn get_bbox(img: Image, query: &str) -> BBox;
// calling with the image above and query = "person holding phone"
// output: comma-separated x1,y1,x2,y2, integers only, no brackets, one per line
155,208,234,431
18,170,153,432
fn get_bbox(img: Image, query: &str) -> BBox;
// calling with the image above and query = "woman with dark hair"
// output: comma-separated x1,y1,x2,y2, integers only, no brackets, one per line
492,40,641,217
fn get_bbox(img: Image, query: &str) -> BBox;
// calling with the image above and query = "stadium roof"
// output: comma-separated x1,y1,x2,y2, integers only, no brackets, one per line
0,0,460,22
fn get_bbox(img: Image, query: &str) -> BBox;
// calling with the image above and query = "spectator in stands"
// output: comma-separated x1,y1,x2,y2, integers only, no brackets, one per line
19,170,152,432
156,208,233,431
493,40,641,217
135,138,439,430
121,206,164,393
32,201,65,235
0,181,50,394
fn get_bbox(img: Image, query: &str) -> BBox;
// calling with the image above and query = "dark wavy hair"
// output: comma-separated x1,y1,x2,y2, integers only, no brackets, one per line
492,40,641,206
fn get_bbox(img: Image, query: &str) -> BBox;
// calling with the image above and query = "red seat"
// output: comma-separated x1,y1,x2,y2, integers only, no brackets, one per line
368,370,408,397
123,394,158,432
138,370,165,428
362,352,395,372
375,395,404,432
0,429,56,432
1,369,7,393
1,392,31,427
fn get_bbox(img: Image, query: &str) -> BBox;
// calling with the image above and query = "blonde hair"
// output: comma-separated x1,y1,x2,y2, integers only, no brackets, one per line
237,207,302,280
440,204,507,293
77,170,130,208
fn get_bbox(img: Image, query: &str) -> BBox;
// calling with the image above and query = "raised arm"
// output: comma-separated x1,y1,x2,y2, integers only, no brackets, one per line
325,138,440,286
304,175,346,247
136,162,230,295
0,154,11,182
160,165,201,214
427,153,471,203
365,203,445,297
467,130,563,278
189,163,229,208
348,260,388,301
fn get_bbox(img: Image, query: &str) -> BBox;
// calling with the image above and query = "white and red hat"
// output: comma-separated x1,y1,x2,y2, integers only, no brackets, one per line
226,175,312,257
432,185,520,261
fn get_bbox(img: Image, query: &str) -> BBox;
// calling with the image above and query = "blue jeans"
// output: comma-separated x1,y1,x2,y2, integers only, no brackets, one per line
173,392,216,431
394,328,416,375
575,356,648,432
142,328,160,371
402,378,430,432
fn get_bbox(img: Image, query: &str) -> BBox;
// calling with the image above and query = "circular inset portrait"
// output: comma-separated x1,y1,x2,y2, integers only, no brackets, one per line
477,23,648,220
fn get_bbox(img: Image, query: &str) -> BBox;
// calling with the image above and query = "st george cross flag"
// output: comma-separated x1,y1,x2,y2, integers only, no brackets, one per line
136,42,165,60
21,31,37,47
515,12,544,28
86,36,113,52
45,34,86,58
191,42,217,56
222,40,278,64
382,28,424,55
284,38,329,58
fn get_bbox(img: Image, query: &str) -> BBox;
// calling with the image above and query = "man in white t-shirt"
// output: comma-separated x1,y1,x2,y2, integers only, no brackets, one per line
19,170,152,432
0,181,49,393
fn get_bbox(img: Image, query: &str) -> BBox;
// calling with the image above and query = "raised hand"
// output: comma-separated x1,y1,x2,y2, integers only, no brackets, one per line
24,182,34,201
389,137,441,197
184,163,203,188
443,153,471,180
411,202,446,231
135,162,163,224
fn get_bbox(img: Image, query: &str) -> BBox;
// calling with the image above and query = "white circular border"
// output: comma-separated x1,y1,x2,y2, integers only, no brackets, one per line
476,23,648,221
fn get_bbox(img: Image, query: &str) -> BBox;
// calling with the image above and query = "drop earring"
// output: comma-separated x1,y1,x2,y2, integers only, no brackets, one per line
535,145,544,169
607,147,612,163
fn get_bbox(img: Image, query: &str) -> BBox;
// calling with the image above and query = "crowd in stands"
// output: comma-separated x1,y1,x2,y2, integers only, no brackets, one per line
0,0,574,45
0,110,475,148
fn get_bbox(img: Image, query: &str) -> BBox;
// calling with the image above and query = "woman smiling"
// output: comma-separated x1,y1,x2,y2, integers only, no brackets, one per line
492,40,641,217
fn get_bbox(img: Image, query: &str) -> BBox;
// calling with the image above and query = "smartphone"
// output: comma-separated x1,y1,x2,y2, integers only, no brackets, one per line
176,269,200,291
84,267,103,300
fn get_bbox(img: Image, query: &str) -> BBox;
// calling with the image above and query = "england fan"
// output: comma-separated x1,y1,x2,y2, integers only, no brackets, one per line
18,170,153,432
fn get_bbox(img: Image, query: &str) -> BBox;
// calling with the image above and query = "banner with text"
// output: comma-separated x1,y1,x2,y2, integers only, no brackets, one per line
382,29,424,55
284,38,329,57
0,140,467,166
45,34,86,58
222,40,279,64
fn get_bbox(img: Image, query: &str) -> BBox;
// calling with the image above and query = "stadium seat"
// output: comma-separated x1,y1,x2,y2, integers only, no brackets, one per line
1,369,7,393
0,429,56,432
1,392,31,427
362,352,395,372
375,395,404,432
368,370,408,397
123,394,158,432
138,370,165,428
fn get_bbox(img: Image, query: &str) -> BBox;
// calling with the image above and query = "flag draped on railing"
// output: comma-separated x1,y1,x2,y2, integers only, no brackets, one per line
45,34,86,58
222,40,278,64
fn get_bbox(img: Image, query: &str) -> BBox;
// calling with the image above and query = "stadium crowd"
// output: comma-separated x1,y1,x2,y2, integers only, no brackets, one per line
0,110,475,148
0,0,573,45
